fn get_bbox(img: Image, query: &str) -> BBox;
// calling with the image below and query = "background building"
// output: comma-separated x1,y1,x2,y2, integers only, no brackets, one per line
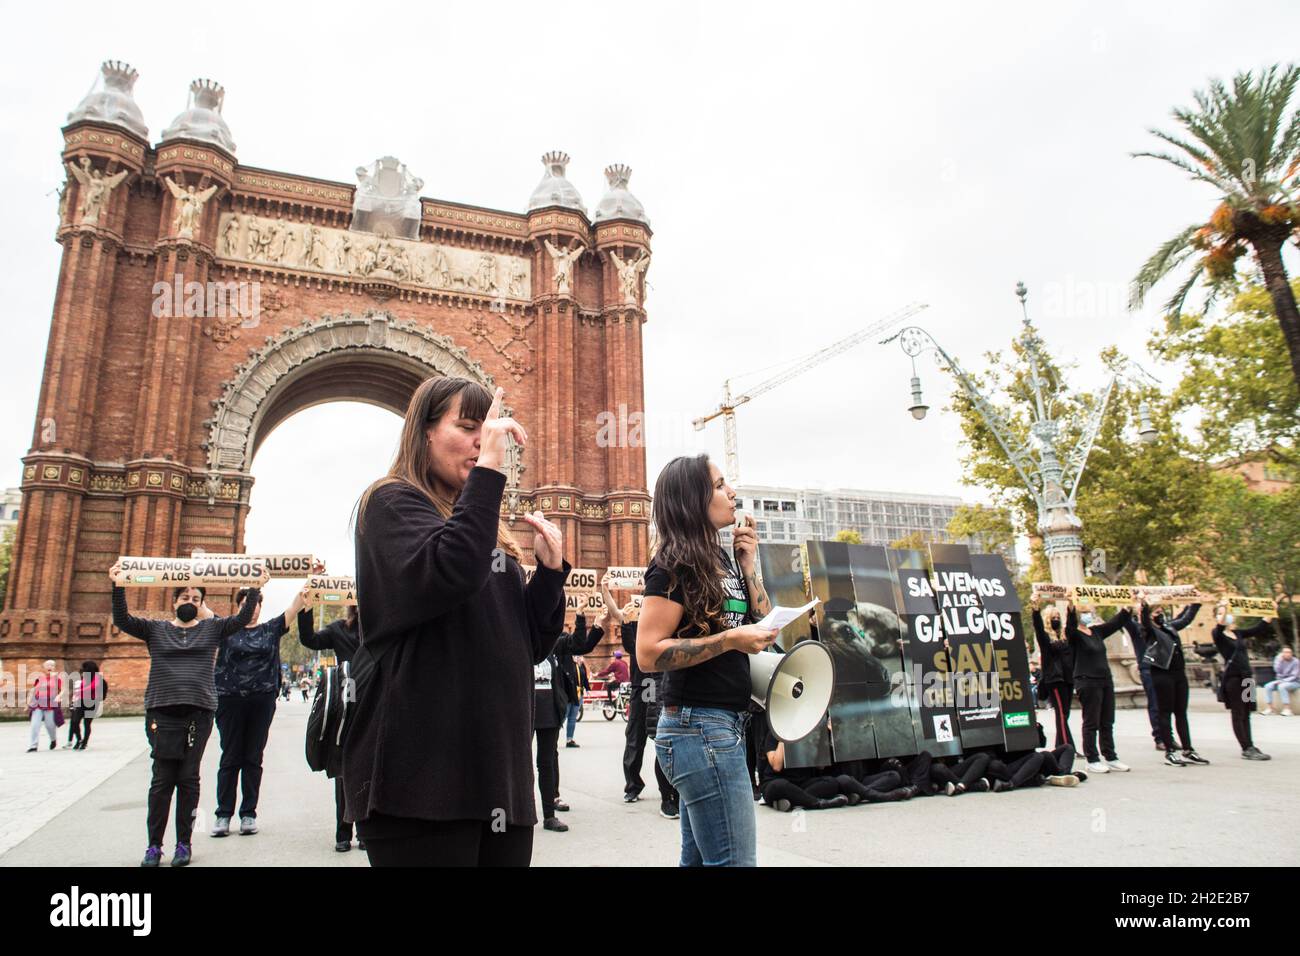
0,488,19,532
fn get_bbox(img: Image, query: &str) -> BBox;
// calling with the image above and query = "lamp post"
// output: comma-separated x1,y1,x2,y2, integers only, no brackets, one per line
882,282,1158,585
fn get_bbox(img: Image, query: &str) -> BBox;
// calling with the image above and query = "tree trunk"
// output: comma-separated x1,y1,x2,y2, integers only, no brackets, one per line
1251,236,1300,388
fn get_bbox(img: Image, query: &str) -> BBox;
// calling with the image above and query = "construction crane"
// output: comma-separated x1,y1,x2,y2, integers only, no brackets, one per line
692,302,929,482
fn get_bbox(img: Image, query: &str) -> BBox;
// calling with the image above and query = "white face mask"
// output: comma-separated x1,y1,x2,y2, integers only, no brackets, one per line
1080,612,1096,626
1224,613,1235,626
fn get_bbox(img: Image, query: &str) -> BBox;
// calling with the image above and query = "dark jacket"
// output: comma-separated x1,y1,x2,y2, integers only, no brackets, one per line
341,470,570,830
538,616,604,725
1209,620,1273,680
1065,607,1131,683
214,615,287,697
297,610,361,664
1031,609,1074,687
1140,603,1201,673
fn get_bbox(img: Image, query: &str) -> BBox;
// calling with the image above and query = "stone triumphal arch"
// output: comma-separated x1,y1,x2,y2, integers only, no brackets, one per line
2,62,652,708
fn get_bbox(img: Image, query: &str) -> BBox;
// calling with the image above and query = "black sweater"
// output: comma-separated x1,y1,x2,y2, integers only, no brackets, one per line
112,586,257,711
340,468,570,829
297,610,361,665
537,617,604,727
1031,610,1074,686
1065,607,1131,683
1210,620,1273,679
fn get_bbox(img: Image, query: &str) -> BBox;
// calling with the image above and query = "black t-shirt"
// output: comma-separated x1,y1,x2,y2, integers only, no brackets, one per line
643,547,751,712
760,727,814,786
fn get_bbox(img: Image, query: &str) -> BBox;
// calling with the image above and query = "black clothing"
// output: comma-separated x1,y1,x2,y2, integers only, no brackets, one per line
113,587,257,711
342,469,569,833
362,818,533,867
1031,609,1075,685
335,777,353,844
297,611,361,664
145,707,214,846
758,728,814,787
535,726,561,818
1044,682,1076,750
1210,621,1273,749
643,548,751,712
987,751,1047,788
1076,680,1117,762
215,691,277,818
1140,604,1201,673
215,616,288,697
538,618,603,727
1065,607,1131,682
931,752,990,789
1151,669,1192,751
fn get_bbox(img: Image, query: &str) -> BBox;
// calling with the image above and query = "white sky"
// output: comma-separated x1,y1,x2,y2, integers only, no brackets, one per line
2,1,1296,611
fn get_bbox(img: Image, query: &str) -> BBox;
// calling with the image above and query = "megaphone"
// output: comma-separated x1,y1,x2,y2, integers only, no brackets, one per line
750,640,836,742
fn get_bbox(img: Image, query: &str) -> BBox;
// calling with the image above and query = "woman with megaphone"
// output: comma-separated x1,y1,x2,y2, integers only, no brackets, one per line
638,454,778,867
344,378,570,867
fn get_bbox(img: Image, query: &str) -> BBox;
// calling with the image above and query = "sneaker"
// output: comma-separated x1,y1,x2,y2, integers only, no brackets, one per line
565,739,579,748
26,746,37,753
542,816,569,832
622,792,641,804
1164,750,1188,767
49,740,56,750
211,816,230,838
140,846,162,867
1258,707,1274,716
970,777,991,793
1242,747,1272,761
1105,759,1131,772
814,795,849,810
553,800,570,813
1046,774,1080,787
659,799,680,819
991,778,1013,793
1086,761,1109,774
239,815,258,835
334,841,351,852
171,843,191,867
1283,708,1294,717
1074,771,1088,783
1181,750,1210,765
945,781,967,796
900,785,921,799
1154,740,1165,750
357,840,366,851
771,798,793,812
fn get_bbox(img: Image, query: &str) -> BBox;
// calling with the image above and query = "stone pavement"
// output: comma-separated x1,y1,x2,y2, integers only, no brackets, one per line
1,690,1297,867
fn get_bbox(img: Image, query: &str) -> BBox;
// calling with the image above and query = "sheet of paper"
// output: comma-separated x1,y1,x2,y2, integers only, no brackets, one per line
755,598,820,632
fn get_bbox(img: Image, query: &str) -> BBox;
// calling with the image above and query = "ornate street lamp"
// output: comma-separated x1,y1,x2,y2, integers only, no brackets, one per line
882,282,1159,585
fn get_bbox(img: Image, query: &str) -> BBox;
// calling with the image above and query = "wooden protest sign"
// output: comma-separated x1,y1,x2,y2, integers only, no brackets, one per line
1070,584,1135,604
305,575,357,606
1031,582,1070,599
1142,585,1203,602
1227,595,1278,617
605,566,646,590
193,551,318,578
114,556,269,588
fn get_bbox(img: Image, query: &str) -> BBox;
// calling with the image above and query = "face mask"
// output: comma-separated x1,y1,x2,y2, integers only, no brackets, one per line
1080,613,1096,626
175,602,199,623
1224,614,1235,626
1048,618,1061,632
1153,613,1165,625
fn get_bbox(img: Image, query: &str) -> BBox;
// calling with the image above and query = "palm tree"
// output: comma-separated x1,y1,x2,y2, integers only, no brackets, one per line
1130,65,1300,387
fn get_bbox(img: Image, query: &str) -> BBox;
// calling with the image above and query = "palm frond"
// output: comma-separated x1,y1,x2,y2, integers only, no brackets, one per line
1131,224,1203,308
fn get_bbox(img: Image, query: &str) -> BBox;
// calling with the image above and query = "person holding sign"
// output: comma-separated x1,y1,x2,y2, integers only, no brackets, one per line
638,454,777,867
1137,592,1205,767
108,568,259,867
1030,596,1076,751
344,378,570,867
1064,598,1132,775
1205,604,1275,760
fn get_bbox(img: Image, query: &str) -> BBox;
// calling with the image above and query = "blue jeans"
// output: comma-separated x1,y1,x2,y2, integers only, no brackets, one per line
564,701,582,740
654,706,755,867
1261,680,1300,708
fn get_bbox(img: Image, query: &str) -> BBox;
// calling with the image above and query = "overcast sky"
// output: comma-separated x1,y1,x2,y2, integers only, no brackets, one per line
2,1,1296,610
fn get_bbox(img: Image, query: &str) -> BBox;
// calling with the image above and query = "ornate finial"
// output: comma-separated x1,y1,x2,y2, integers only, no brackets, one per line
604,164,632,189
1015,281,1031,324
542,151,571,177
190,78,225,111
101,60,138,90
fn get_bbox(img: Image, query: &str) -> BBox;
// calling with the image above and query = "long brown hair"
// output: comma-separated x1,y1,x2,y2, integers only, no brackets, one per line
355,376,522,560
650,454,727,638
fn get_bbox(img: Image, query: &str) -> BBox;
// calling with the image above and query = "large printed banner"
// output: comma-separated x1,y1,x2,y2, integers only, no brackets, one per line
114,556,269,588
970,553,1037,752
889,549,962,758
193,552,317,578
305,575,356,606
1228,596,1278,616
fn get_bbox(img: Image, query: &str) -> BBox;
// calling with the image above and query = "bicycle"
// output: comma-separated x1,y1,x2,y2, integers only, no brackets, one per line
602,682,631,722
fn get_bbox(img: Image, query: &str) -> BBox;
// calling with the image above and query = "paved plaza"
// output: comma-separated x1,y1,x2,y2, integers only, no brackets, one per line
2,689,1297,867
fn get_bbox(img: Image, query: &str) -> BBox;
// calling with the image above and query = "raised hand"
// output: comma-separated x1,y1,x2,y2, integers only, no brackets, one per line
108,561,122,584
732,513,758,574
522,510,563,571
476,387,527,474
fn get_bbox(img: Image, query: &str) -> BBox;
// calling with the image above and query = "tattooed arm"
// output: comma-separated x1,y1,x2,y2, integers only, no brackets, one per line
744,567,773,619
636,595,777,673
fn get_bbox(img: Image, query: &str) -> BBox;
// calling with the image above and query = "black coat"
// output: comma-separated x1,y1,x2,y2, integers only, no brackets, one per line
1140,603,1201,672
341,470,570,829
1031,610,1074,687
538,616,604,725
297,610,360,664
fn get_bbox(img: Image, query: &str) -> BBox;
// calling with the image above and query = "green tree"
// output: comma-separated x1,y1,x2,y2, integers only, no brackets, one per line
832,529,863,544
946,503,1015,557
1130,65,1300,387
1149,278,1300,466
0,525,13,609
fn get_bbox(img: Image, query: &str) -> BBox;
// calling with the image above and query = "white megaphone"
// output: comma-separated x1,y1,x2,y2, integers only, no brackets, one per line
749,640,836,742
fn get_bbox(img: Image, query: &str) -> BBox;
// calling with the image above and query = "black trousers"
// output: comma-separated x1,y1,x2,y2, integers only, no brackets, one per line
67,706,85,746
1043,682,1076,749
623,665,650,796
1223,674,1254,750
1150,668,1192,751
1075,678,1117,762
145,708,214,847
535,725,560,819
988,751,1047,788
901,752,935,793
931,752,990,788
1043,744,1076,775
760,775,855,808
215,692,277,819
334,776,353,843
363,818,533,867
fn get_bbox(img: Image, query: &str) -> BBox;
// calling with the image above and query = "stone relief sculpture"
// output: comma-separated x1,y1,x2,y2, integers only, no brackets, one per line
609,248,651,305
164,176,219,239
543,239,585,296
67,157,128,226
214,212,531,298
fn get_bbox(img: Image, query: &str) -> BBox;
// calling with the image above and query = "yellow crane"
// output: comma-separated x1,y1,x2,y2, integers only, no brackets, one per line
691,302,929,482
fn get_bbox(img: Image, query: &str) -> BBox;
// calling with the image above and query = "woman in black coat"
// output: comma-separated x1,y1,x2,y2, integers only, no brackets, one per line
534,610,607,832
1137,592,1204,767
1030,595,1076,750
1205,603,1275,761
343,378,570,867
1064,600,1132,773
